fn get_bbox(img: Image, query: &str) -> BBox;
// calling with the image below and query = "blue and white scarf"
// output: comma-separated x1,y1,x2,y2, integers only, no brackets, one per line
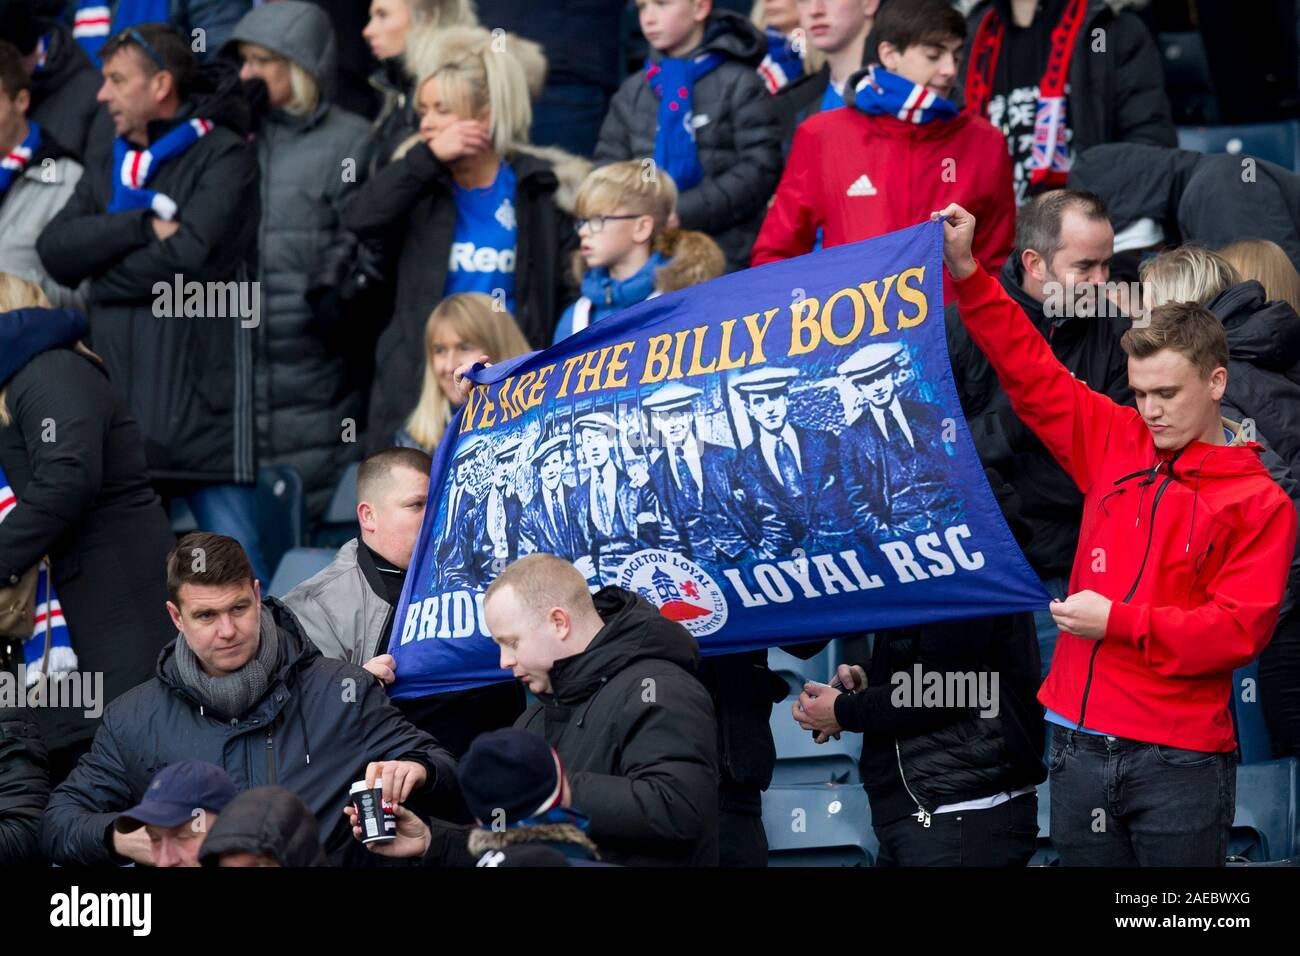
851,65,959,125
109,117,212,221
73,0,169,62
0,467,77,685
758,26,804,93
644,52,724,192
0,122,41,199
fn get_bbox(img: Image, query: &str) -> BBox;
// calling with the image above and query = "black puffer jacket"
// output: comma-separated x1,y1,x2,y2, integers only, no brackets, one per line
945,256,1132,577
36,59,260,484
1210,282,1300,481
958,0,1176,156
593,10,782,272
515,587,719,866
0,709,49,866
343,145,576,451
834,612,1046,826
1070,143,1300,270
0,310,176,753
198,785,329,866
223,1,373,519
28,19,114,167
39,599,459,867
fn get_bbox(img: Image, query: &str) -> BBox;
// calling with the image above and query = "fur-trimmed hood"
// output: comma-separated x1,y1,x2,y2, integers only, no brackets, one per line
467,821,601,858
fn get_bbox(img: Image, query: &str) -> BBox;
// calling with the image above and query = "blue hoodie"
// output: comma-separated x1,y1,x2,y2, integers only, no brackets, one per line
552,252,668,344
0,308,88,389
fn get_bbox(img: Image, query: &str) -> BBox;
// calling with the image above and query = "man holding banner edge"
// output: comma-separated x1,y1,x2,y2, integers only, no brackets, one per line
920,201,1297,866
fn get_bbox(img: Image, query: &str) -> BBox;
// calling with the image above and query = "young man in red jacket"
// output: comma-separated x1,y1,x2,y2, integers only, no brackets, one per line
936,201,1297,866
751,0,1014,293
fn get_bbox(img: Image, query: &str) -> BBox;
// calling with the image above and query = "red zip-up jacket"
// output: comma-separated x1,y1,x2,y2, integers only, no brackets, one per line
954,264,1297,753
751,108,1015,298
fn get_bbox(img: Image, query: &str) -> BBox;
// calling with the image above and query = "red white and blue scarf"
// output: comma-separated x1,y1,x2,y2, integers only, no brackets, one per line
0,122,41,199
73,0,169,62
0,467,76,685
109,117,212,221
851,65,959,125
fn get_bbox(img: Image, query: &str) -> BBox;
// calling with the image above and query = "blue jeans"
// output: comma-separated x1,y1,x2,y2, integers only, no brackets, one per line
530,82,612,158
1048,725,1236,866
184,484,271,587
1032,575,1069,682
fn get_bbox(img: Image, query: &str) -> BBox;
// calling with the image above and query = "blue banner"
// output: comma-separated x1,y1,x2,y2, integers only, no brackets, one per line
389,220,1049,697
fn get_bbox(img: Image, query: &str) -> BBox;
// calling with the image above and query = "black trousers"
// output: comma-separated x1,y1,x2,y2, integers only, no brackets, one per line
1260,609,1300,758
873,792,1038,866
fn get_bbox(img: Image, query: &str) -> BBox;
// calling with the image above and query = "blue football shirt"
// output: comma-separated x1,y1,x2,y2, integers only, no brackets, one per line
443,160,518,314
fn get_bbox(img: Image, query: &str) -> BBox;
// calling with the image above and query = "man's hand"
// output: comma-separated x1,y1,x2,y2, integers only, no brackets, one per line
110,825,155,865
343,802,430,858
366,759,428,805
1049,589,1113,640
793,681,843,737
931,203,977,281
452,356,491,406
832,663,867,692
151,217,180,241
363,654,397,686
428,118,491,164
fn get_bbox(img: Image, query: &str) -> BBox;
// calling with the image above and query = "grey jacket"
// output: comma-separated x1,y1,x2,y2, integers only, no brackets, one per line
0,153,85,310
593,10,782,273
283,538,392,666
224,0,374,518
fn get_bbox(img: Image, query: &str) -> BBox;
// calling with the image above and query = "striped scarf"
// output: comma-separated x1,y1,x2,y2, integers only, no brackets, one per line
0,466,77,685
72,0,169,62
109,117,212,221
758,27,805,94
0,122,41,199
850,65,959,125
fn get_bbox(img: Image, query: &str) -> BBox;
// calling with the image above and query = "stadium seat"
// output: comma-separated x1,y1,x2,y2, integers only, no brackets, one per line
770,704,862,785
1176,120,1300,172
763,783,877,866
312,461,361,549
1159,31,1219,125
268,547,335,598
1229,757,1299,864
1231,659,1273,764
768,642,835,694
255,465,305,582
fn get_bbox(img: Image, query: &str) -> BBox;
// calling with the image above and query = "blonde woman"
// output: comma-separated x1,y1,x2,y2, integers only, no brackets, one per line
364,0,478,168
399,293,531,452
345,26,580,454
225,2,375,522
1220,239,1300,317
0,273,174,776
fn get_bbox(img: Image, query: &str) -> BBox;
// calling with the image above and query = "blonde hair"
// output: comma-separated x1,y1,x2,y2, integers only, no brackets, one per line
575,161,678,229
1140,245,1240,309
0,273,52,426
414,25,532,155
1219,239,1300,316
404,293,531,452
750,0,826,73
405,0,477,27
285,59,321,116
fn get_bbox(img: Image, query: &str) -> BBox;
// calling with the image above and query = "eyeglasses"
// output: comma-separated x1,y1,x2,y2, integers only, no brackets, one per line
124,28,168,72
573,214,642,236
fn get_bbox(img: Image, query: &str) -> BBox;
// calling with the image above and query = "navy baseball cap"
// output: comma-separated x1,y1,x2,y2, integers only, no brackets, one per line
457,729,564,827
114,760,238,832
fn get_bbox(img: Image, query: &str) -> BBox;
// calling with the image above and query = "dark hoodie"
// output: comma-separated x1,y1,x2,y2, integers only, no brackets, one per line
199,786,329,866
515,587,719,866
593,10,782,272
1070,143,1300,270
36,58,260,485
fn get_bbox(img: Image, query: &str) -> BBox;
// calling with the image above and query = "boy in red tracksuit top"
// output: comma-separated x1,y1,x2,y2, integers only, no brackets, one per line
752,0,1013,297
937,202,1297,867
